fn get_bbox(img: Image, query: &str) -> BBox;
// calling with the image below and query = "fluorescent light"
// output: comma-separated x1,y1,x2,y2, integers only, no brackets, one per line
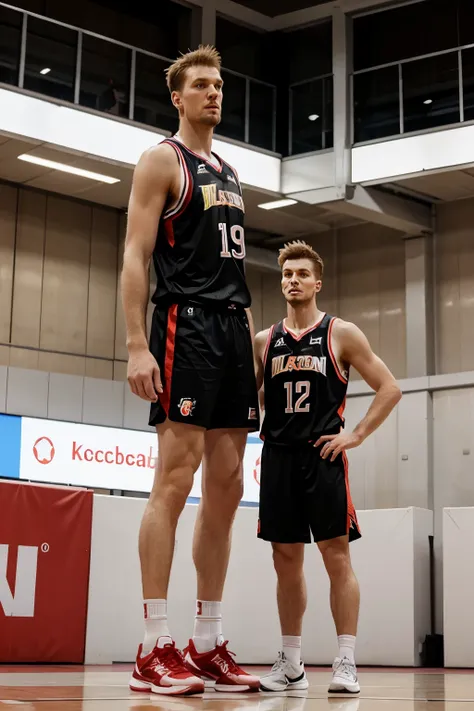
17,154,120,184
40,67,51,75
423,99,433,105
258,198,297,210
308,114,319,121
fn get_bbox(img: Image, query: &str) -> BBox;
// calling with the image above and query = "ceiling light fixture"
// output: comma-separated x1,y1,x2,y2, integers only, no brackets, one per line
17,154,120,184
423,99,433,105
258,198,297,210
308,114,319,121
40,67,51,75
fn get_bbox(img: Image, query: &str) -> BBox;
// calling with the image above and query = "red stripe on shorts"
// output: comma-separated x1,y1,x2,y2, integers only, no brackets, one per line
160,304,178,417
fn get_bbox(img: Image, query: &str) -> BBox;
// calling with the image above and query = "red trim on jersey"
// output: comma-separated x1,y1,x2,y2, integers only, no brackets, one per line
172,138,223,173
164,220,175,248
263,324,275,367
343,452,360,537
282,313,326,342
160,304,178,416
162,140,194,222
328,317,348,384
337,395,347,423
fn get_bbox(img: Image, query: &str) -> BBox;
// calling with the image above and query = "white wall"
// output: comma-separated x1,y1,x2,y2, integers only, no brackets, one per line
85,495,432,667
433,388,474,633
344,391,431,512
443,507,474,667
352,124,474,185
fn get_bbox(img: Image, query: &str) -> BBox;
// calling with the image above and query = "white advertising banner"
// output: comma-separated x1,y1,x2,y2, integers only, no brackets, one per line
19,417,263,505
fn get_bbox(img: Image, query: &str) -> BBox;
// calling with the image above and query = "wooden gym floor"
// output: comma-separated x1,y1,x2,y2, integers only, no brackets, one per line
1,665,473,711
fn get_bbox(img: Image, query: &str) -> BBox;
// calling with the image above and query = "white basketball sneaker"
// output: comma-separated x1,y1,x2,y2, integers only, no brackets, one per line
260,652,309,692
328,657,360,694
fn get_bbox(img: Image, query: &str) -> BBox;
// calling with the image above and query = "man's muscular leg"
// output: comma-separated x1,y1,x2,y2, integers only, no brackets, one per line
318,535,360,665
191,428,247,651
139,419,204,652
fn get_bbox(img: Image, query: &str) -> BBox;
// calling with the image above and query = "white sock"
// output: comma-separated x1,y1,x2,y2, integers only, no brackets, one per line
282,635,301,667
142,599,170,655
193,600,222,653
338,635,356,665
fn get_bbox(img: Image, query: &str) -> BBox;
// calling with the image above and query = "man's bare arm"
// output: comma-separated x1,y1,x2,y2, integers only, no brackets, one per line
121,143,176,401
317,320,402,459
254,329,269,392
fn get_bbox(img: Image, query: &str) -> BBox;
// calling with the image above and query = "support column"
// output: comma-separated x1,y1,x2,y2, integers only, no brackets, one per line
405,235,435,378
332,7,352,197
191,0,216,48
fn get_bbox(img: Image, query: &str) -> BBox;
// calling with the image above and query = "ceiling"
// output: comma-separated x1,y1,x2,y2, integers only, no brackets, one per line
234,0,331,16
384,168,474,204
0,134,363,250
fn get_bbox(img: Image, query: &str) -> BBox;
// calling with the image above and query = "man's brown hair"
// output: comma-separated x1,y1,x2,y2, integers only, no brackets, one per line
278,240,324,279
165,45,222,93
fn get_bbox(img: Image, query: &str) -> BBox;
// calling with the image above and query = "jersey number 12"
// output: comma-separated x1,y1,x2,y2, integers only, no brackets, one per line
284,381,311,414
219,223,246,259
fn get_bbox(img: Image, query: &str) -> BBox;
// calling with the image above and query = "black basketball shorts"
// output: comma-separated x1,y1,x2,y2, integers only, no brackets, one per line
257,441,361,545
148,301,259,431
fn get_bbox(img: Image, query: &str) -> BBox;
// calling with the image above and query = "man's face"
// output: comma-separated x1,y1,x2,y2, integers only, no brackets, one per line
281,258,322,305
172,65,223,126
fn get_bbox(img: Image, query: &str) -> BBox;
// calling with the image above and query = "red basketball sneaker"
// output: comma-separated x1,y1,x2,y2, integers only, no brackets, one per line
184,638,260,692
130,637,204,696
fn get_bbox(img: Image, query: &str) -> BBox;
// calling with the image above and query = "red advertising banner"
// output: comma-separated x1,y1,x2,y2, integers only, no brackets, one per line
0,481,93,663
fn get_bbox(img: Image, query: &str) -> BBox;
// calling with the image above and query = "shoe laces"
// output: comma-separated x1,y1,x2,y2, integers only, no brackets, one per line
271,651,287,672
215,640,241,673
334,657,356,678
157,642,187,672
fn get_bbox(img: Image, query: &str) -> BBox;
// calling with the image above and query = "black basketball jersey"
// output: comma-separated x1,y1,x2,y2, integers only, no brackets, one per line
151,137,251,307
260,314,349,445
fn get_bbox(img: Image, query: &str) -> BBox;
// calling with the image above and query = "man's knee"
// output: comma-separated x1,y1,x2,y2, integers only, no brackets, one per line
150,472,194,516
202,463,243,514
272,543,304,580
150,420,204,515
318,537,352,581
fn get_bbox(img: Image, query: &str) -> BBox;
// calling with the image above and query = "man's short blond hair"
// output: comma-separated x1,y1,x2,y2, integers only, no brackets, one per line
278,240,324,279
165,45,221,93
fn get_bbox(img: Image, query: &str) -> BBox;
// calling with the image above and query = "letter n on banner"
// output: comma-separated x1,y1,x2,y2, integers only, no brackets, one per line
0,481,93,663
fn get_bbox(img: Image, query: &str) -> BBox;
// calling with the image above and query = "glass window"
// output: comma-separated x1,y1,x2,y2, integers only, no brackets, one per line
461,48,474,122
249,81,275,151
354,0,458,71
23,16,77,102
216,15,272,82
285,20,332,85
290,76,333,155
0,6,22,87
53,0,192,59
353,66,400,142
80,35,130,119
217,70,246,143
133,53,178,133
459,0,474,47
402,52,460,133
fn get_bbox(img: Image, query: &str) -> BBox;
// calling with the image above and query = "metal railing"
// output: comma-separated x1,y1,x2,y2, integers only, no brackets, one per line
0,1,277,153
351,42,474,144
288,74,334,155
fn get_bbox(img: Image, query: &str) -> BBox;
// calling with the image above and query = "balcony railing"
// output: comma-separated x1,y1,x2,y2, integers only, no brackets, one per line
0,2,277,153
352,43,474,144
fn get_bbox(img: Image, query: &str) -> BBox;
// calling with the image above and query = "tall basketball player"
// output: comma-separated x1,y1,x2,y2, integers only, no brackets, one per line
255,241,402,694
121,46,260,695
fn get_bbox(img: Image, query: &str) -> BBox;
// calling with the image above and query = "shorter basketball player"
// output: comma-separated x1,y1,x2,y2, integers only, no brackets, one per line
255,241,402,694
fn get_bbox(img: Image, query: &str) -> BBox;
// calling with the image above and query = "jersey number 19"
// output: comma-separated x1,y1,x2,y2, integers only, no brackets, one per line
219,223,246,259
